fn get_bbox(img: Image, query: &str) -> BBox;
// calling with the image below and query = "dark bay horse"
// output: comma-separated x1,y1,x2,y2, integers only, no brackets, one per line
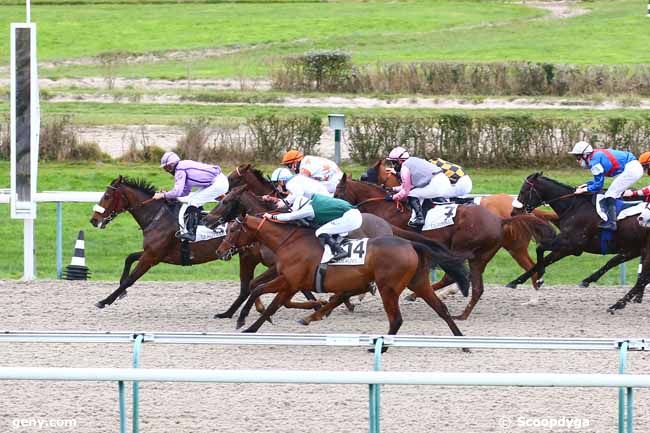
508,172,649,312
335,174,555,320
367,158,559,291
216,215,466,339
89,176,276,315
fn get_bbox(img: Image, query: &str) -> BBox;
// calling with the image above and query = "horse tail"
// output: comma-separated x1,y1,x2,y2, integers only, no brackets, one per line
392,224,470,296
501,214,556,245
410,241,470,298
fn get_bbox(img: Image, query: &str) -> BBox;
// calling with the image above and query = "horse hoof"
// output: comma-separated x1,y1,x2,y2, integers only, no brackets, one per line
214,312,232,319
537,278,544,288
235,321,245,330
95,301,106,309
297,318,309,326
405,294,417,302
345,303,355,313
505,282,517,289
242,327,256,333
579,281,590,288
452,315,467,321
462,348,472,354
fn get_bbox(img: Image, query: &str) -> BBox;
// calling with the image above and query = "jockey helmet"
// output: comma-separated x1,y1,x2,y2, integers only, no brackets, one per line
282,150,304,165
160,151,180,168
568,141,593,156
387,146,410,161
270,167,293,183
639,151,650,167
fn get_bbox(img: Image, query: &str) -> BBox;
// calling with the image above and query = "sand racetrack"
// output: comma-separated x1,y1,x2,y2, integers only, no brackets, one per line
0,280,649,433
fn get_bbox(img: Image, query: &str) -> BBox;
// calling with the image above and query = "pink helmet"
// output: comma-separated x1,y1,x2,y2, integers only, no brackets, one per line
387,146,410,161
160,151,180,167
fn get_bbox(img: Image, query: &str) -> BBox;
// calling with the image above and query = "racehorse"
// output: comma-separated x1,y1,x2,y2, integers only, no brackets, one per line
227,164,274,195
215,214,467,339
367,158,559,291
335,174,555,320
89,176,307,316
204,185,420,324
507,172,649,312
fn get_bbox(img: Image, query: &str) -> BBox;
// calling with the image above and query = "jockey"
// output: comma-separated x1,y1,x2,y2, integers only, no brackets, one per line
385,146,452,228
432,157,473,197
569,141,643,231
153,151,229,241
623,152,650,198
262,193,362,261
282,150,343,195
263,167,329,208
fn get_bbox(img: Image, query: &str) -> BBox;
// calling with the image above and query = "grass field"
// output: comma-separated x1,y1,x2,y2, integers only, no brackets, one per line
0,0,647,80
0,161,645,288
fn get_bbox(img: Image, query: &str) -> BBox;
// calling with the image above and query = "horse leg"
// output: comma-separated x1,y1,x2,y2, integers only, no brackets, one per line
119,251,142,285
215,265,276,319
608,255,650,313
410,274,463,337
236,275,287,329
406,273,455,302
96,254,157,308
507,249,571,288
284,295,327,310
375,286,403,352
454,243,500,320
506,248,542,289
298,289,364,325
243,290,294,333
580,253,633,288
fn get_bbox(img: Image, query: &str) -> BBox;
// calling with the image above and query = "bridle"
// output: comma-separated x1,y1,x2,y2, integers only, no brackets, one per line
95,184,155,226
520,178,584,213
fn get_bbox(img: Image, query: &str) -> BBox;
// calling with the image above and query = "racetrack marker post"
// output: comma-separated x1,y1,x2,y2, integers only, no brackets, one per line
10,13,40,280
328,114,345,165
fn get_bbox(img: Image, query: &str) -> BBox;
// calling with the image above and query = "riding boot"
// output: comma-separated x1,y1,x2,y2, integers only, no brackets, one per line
318,233,348,261
180,206,200,241
407,196,425,228
599,197,617,231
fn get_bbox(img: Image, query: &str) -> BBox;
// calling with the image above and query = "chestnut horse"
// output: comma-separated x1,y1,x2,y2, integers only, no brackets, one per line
89,176,285,316
216,215,466,338
366,159,559,291
335,174,555,319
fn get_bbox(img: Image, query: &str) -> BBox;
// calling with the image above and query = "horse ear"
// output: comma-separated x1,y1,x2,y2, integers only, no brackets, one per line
341,173,347,183
243,163,251,170
117,175,123,184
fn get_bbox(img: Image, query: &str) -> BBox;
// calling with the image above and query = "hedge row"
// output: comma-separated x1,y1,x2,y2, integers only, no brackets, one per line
273,53,650,96
3,114,650,167
347,114,650,166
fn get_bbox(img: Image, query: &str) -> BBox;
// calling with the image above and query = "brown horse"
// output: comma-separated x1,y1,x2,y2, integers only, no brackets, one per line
367,159,559,292
216,215,466,339
335,174,555,319
89,176,281,316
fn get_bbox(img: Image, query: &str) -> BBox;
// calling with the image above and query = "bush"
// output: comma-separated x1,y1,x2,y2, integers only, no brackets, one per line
175,118,212,161
273,60,650,97
247,115,322,162
272,50,352,92
38,116,109,161
346,114,650,167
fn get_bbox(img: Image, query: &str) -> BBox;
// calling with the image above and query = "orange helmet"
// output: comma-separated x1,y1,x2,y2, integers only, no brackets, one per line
282,150,304,165
639,151,650,166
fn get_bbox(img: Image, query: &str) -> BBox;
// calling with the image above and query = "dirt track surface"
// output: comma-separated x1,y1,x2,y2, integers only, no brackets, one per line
1,280,649,433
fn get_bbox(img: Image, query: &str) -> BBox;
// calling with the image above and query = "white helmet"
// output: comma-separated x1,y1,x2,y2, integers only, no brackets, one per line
160,151,180,167
387,146,410,161
270,167,293,182
568,141,593,156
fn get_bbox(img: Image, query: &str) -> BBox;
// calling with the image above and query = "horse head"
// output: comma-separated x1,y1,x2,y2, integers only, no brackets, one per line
638,202,650,228
205,185,248,228
216,216,256,260
512,172,575,215
227,164,273,195
90,176,159,229
90,176,131,229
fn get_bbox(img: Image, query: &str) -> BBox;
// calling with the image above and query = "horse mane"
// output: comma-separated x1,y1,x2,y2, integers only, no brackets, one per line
250,167,270,185
530,172,574,191
118,176,157,196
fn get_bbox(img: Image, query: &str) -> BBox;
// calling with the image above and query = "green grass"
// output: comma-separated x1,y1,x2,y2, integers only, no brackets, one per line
0,161,645,288
4,0,649,80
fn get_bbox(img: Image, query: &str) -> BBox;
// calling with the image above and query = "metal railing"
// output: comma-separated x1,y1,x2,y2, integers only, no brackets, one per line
1,332,647,433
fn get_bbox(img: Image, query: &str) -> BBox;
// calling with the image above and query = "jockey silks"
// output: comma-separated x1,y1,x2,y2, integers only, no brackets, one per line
164,160,222,199
586,149,636,193
403,157,440,188
433,158,465,185
310,194,355,225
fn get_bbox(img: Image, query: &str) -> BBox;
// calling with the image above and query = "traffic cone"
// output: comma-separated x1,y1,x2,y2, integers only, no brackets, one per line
63,230,90,280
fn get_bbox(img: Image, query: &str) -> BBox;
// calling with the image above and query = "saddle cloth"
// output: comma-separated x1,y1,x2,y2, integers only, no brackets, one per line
595,194,644,221
192,223,228,243
320,238,369,265
415,204,458,231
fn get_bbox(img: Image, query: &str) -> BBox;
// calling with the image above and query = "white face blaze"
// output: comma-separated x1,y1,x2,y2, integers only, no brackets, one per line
637,205,650,228
93,204,106,214
511,198,524,209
